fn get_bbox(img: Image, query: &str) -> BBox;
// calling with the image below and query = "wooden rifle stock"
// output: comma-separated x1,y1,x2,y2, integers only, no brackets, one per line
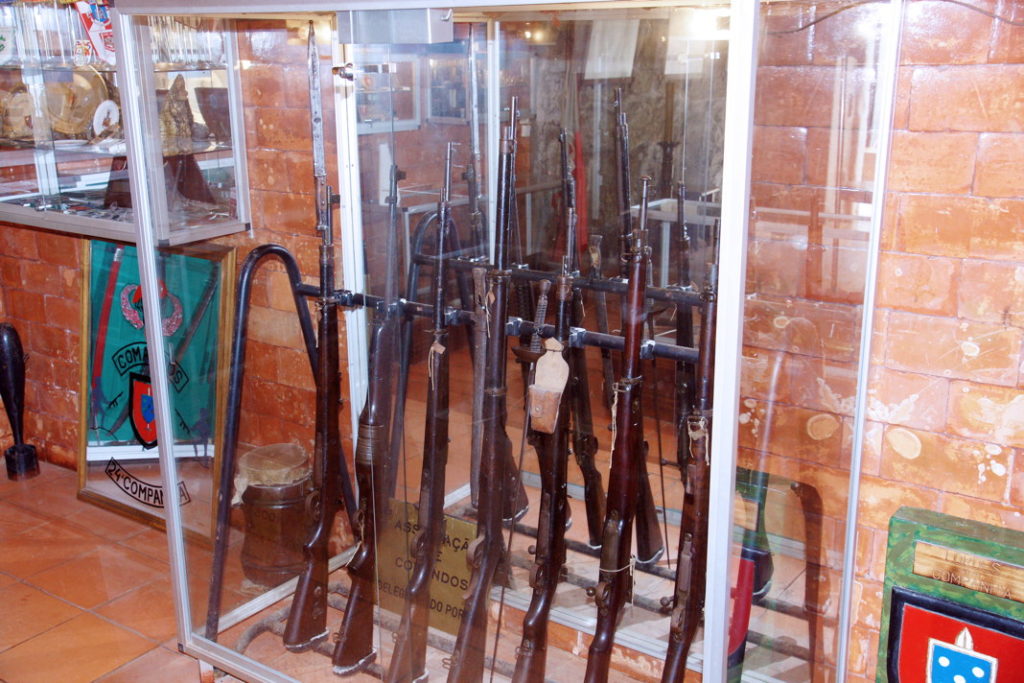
283,27,352,652
332,165,405,675
386,146,455,683
559,129,605,548
613,93,663,567
512,272,572,683
661,264,717,683
584,178,653,683
447,99,519,683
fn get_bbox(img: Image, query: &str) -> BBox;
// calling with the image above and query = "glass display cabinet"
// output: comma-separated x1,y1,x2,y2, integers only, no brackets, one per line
0,0,248,244
114,1,898,681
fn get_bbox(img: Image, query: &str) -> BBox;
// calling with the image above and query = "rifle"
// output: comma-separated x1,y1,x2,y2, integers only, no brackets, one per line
331,159,404,672
660,262,717,683
512,274,573,680
386,144,455,683
613,90,663,567
584,177,653,683
282,27,352,652
560,130,605,548
673,184,697,471
447,99,519,683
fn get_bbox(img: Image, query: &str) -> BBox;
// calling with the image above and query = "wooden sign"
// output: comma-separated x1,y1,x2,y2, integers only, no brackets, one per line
375,499,477,636
878,508,1024,682
913,541,1024,604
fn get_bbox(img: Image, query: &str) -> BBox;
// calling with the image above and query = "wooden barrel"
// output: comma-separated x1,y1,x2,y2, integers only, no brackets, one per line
236,443,312,587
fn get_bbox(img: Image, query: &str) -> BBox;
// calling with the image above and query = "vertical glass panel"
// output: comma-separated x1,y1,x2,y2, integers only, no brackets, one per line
136,15,247,241
345,4,730,680
728,2,889,678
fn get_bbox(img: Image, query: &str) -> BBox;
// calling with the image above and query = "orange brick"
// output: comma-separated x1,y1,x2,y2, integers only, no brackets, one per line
43,296,83,334
870,308,888,366
909,65,1024,132
989,0,1024,64
964,197,1024,261
884,310,1021,386
900,0,992,65
0,225,38,260
857,419,884,476
975,132,1024,197
947,379,1024,448
888,131,977,194
958,259,1024,325
848,625,880,679
866,526,890,582
752,125,807,185
856,474,940,530
812,2,884,65
867,367,949,431
1011,463,1024,509
743,296,862,363
247,304,306,349
254,106,313,152
758,7,813,66
876,251,958,316
746,236,807,298
881,425,1009,501
895,193,972,257
754,66,834,128
35,232,81,268
20,260,63,293
892,67,912,131
941,495,1024,532
7,290,47,325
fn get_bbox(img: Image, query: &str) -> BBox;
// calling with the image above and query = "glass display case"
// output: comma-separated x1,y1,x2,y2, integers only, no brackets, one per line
0,1,248,244
116,12,250,244
114,2,898,682
0,0,132,239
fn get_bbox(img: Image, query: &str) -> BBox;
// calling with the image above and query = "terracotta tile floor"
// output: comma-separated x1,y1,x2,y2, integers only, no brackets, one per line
0,462,202,682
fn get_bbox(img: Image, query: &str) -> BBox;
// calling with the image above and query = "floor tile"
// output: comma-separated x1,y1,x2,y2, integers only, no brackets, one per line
0,583,82,652
93,644,199,682
0,517,103,577
116,527,170,563
2,474,92,521
0,500,51,542
97,579,179,642
27,544,167,610
0,462,73,503
63,501,153,542
0,612,153,682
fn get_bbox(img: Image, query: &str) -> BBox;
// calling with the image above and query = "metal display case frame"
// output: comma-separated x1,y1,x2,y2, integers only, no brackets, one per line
111,2,902,681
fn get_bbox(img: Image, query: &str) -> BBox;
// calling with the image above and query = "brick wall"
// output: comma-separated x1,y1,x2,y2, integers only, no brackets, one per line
855,1,1024,680
0,225,84,468
746,1,1024,679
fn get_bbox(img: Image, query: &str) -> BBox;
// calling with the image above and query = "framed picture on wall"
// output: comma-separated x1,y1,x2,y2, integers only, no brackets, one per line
77,239,235,538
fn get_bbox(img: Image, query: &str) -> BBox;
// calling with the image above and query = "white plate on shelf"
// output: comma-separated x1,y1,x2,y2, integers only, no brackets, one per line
53,139,88,148
92,99,120,138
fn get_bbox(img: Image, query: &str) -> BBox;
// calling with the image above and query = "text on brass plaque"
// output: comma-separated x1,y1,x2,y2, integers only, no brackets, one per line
913,541,1024,604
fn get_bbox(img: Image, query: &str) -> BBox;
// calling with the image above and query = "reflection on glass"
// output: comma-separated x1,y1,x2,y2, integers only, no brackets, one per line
728,1,889,679
80,239,226,537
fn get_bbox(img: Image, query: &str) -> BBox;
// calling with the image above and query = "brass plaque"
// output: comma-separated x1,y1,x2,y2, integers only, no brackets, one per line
376,499,477,635
913,541,1024,603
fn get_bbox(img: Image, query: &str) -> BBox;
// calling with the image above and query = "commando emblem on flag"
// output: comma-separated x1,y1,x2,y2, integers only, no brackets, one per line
129,372,158,449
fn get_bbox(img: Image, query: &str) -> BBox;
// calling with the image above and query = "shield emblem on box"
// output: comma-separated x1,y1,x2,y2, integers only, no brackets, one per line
887,587,1024,683
129,372,157,449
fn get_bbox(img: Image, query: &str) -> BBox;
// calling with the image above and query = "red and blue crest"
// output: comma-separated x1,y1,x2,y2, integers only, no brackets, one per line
129,372,157,449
